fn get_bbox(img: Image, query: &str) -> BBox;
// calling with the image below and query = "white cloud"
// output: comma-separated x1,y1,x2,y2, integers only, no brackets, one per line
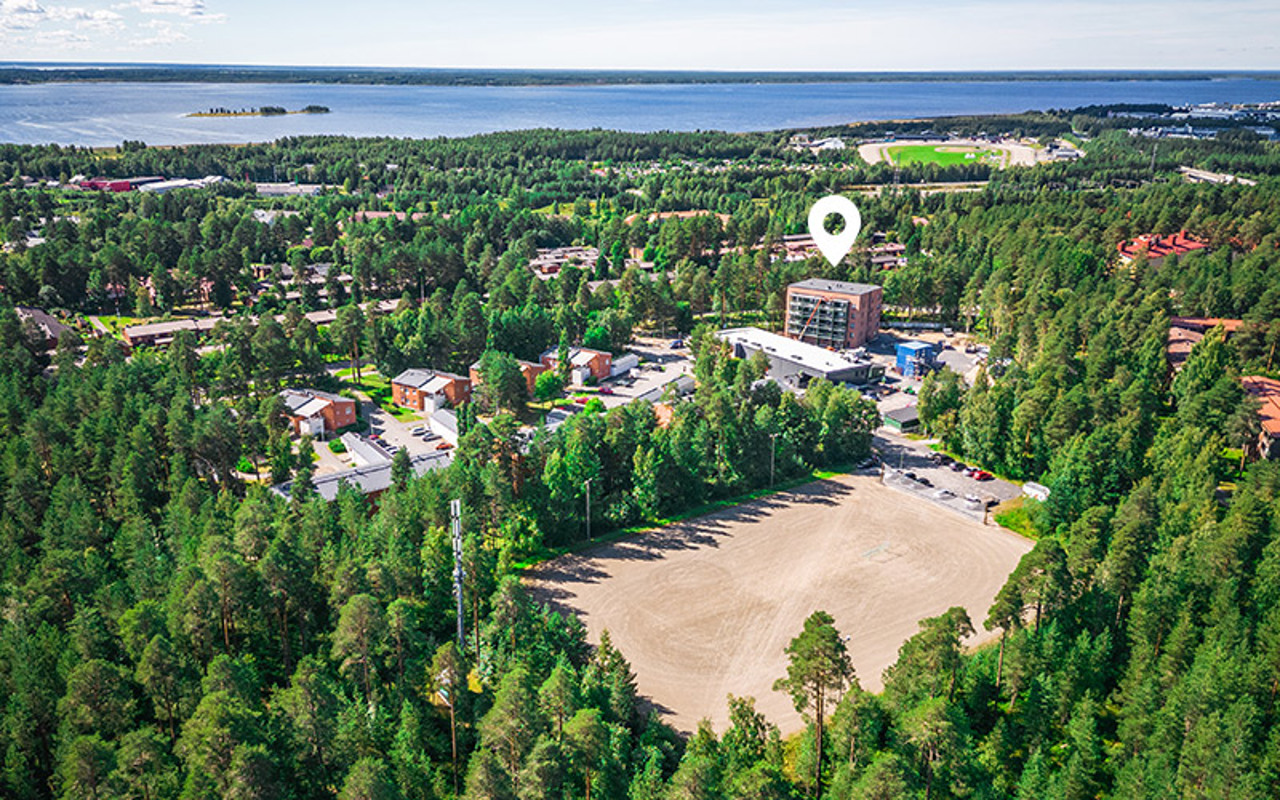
116,0,223,23
33,26,89,46
0,0,47,30
127,17,188,46
48,5,123,31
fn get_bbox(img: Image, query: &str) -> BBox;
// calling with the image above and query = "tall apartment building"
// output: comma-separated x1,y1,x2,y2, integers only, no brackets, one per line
784,279,883,350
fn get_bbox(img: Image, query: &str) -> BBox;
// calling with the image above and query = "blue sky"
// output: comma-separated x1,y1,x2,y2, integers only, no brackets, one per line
1,0,1277,70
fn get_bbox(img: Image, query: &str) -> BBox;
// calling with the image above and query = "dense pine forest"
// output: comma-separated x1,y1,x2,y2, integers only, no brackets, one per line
2,114,1280,799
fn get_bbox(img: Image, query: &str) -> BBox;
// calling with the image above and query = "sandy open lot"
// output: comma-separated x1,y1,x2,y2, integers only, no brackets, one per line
528,474,1031,734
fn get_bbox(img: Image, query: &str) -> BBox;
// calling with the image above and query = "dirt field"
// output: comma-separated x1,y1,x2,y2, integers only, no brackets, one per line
527,474,1032,734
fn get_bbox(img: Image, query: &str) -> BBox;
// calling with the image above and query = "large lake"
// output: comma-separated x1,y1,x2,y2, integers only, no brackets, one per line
2,78,1279,146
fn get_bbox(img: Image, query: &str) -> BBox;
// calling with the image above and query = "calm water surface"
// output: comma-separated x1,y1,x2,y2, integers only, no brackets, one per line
1,79,1278,146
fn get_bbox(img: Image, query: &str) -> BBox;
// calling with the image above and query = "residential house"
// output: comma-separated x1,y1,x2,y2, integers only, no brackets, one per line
540,346,613,385
1117,231,1209,265
15,306,72,350
281,389,357,437
1166,317,1244,370
470,358,547,396
391,368,471,412
1242,376,1280,460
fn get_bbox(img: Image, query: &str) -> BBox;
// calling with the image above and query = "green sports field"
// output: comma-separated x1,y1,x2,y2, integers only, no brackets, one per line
886,143,1004,167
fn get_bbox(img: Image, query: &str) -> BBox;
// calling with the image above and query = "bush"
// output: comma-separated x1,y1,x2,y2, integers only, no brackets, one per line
328,439,347,454
236,456,255,473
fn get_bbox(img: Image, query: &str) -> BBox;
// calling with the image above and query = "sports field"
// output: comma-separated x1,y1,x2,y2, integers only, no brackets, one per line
887,143,1002,166
527,474,1031,734
858,138,1039,169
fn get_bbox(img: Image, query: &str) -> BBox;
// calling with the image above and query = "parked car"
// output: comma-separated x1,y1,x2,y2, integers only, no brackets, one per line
670,339,684,349
963,468,978,478
435,442,453,450
964,494,982,506
857,458,876,469
917,476,933,487
950,461,967,472
904,471,918,481
935,488,955,499
598,387,614,395
974,470,994,481
410,426,426,435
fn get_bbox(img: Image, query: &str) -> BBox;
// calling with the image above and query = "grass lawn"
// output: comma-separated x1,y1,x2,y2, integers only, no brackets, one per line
993,495,1038,538
337,370,419,420
96,314,148,336
887,144,1001,167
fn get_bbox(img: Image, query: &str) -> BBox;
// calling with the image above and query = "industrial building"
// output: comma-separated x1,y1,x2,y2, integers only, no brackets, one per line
785,279,883,350
716,327,885,387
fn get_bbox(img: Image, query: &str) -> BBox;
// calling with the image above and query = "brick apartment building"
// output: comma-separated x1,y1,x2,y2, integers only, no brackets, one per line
391,369,471,412
784,279,883,350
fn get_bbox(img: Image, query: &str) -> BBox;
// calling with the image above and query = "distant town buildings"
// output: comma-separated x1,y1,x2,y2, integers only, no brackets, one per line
280,389,357,438
1116,231,1208,265
1178,166,1257,187
716,327,886,387
785,279,883,350
529,246,600,278
255,182,324,197
138,176,226,194
789,134,847,153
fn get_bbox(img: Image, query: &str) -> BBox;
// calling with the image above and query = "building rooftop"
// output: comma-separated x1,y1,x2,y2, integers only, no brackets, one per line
885,405,920,424
1117,231,1208,262
898,341,935,353
1243,376,1280,438
716,327,873,376
790,278,882,296
272,451,452,502
340,432,393,467
15,306,71,342
1171,316,1245,334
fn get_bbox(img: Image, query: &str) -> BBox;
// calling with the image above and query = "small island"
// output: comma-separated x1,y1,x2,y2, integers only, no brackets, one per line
187,105,330,118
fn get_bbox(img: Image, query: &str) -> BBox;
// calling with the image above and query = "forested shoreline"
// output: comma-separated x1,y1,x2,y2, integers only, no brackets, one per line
2,119,1280,798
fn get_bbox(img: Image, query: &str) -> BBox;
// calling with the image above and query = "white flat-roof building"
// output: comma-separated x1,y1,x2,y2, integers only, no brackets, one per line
716,327,885,387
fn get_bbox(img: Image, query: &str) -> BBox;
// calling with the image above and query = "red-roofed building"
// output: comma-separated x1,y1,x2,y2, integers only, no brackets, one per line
1242,376,1280,460
1166,317,1245,371
1170,317,1245,334
1117,231,1209,264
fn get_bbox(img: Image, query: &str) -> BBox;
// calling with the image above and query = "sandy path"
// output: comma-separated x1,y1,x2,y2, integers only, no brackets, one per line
527,474,1031,734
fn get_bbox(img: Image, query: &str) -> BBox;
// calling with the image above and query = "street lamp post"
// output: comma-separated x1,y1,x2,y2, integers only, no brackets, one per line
769,433,779,487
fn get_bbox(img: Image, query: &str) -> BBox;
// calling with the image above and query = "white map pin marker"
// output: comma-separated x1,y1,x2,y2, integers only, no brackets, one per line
807,195,862,267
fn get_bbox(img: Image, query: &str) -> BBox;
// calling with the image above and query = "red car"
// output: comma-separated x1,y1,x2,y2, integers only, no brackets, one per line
974,470,994,481
598,387,614,395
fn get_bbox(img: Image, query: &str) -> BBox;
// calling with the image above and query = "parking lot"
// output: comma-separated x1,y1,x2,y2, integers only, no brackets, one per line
589,340,694,410
872,430,1020,518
